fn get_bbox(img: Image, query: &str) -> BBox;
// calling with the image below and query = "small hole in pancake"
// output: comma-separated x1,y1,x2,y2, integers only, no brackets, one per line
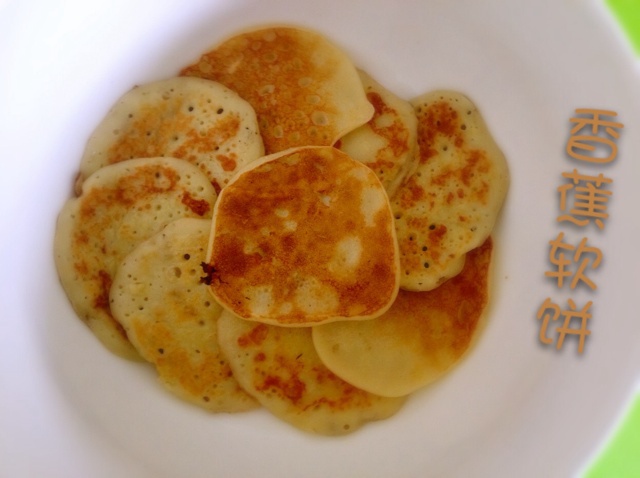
184,253,191,260
422,246,428,251
158,348,164,354
217,108,224,114
461,124,467,130
188,106,194,112
311,111,328,126
423,262,430,268
429,224,436,230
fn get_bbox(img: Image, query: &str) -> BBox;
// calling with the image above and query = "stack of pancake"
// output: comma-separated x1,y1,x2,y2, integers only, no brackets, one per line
55,25,508,435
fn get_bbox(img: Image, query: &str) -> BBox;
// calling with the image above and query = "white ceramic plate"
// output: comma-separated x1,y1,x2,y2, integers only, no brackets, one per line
2,0,639,477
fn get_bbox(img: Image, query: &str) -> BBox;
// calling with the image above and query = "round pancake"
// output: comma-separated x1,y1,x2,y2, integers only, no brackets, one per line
54,157,217,359
180,26,374,154
79,77,264,193
337,70,419,197
110,218,257,412
392,90,509,291
217,310,406,435
203,146,400,326
313,238,492,398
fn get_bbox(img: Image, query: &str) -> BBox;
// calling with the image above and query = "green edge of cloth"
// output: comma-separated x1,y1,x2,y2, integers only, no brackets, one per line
606,0,640,55
584,394,640,477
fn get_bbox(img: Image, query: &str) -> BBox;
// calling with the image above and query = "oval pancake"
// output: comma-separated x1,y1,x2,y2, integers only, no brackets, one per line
392,90,509,291
180,26,374,154
313,238,492,398
79,77,264,193
110,218,258,412
203,146,400,326
217,310,406,435
54,157,217,359
337,70,419,197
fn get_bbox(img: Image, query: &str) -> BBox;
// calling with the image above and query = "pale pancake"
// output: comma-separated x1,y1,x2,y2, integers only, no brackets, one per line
203,146,400,326
54,157,217,359
337,70,419,197
217,310,406,435
181,26,374,154
313,238,492,398
392,90,509,291
110,218,257,412
79,77,264,193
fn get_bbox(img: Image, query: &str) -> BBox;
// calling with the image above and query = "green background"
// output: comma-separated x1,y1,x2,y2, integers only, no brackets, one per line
585,1,639,476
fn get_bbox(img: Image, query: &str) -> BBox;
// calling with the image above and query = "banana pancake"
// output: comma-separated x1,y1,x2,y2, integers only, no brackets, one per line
110,218,257,412
180,26,374,154
203,146,400,326
217,310,406,435
313,238,492,398
79,77,264,193
54,157,217,359
337,70,419,197
392,90,508,291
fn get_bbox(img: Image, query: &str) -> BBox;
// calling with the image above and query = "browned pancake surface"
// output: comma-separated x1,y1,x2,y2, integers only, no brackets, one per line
79,77,264,193
110,219,258,412
54,158,216,359
217,311,406,435
337,70,418,197
392,91,508,291
181,26,373,154
205,146,399,326
313,238,492,397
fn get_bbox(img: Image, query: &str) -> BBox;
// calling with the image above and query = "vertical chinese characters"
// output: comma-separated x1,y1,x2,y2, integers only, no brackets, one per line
537,109,623,354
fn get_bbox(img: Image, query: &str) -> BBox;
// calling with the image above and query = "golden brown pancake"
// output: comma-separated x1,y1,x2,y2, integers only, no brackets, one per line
54,157,217,359
180,26,374,154
313,238,492,397
392,90,509,291
110,218,258,412
217,310,406,435
337,70,419,197
203,146,400,326
79,77,264,193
